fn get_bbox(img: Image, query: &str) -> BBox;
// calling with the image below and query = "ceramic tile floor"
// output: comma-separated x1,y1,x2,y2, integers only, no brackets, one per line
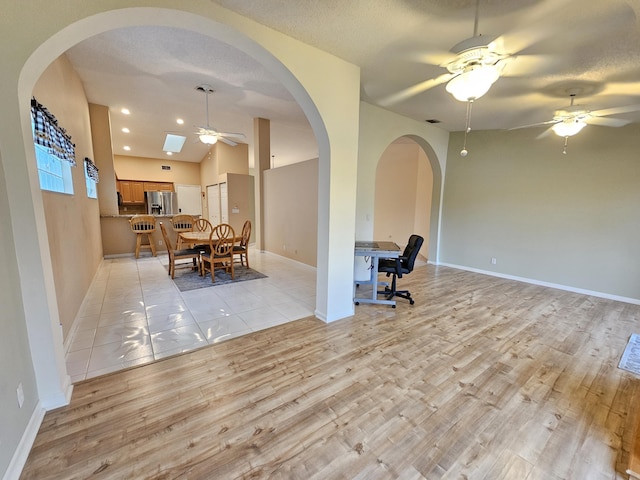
65,248,316,382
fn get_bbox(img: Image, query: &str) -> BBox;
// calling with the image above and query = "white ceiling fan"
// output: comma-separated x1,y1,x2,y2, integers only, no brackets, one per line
510,91,640,153
376,0,569,156
194,84,245,146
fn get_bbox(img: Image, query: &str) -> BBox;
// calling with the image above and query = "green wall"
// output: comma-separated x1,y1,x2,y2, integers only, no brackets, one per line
441,125,640,300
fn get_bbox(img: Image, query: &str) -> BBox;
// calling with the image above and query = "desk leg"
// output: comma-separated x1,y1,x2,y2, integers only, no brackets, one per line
353,254,396,307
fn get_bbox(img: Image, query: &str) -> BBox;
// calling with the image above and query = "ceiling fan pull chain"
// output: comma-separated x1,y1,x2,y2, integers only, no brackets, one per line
460,99,474,157
562,136,569,155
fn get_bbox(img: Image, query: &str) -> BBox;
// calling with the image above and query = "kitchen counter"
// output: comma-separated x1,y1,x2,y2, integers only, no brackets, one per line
101,214,181,257
100,214,177,219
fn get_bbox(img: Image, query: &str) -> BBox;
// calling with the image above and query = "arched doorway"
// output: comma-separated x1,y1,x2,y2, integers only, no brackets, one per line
12,5,353,408
373,137,433,258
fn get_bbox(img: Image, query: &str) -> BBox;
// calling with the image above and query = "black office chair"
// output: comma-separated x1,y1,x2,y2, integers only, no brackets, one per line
377,234,424,306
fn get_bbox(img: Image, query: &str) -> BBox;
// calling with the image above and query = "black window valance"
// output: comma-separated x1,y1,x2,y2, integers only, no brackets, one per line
31,97,76,166
84,157,99,183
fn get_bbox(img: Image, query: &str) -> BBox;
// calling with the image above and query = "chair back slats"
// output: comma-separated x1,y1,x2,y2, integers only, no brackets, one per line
240,220,251,247
170,214,194,232
129,215,156,232
209,224,235,255
193,218,213,232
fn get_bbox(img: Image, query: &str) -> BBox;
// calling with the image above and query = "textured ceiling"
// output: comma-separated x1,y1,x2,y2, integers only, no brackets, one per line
64,0,640,163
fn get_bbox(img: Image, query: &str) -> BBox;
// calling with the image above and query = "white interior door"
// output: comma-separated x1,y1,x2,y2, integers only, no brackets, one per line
207,184,220,225
220,182,228,224
175,184,202,215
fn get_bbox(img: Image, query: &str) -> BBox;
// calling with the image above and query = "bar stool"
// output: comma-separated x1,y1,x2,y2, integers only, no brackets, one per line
129,215,157,259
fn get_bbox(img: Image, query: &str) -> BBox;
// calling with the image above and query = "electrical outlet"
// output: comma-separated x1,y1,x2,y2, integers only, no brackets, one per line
17,383,24,408
491,257,497,265
159,240,163,246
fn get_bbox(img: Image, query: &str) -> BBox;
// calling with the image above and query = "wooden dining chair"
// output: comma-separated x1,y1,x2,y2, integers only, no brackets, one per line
200,224,235,283
170,214,195,249
129,214,157,259
193,218,213,232
233,220,252,268
191,218,213,251
158,222,200,278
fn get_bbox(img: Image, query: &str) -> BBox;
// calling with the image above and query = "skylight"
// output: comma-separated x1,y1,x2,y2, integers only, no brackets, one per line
163,134,187,153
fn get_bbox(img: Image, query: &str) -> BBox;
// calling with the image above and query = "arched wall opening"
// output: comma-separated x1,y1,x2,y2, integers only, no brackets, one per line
355,102,446,266
13,6,339,408
373,137,433,258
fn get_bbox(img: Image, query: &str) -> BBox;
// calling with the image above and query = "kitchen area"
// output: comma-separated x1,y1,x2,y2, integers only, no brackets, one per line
100,150,255,258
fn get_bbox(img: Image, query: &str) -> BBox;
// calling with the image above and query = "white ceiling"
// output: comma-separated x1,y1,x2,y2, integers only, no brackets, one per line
64,0,640,164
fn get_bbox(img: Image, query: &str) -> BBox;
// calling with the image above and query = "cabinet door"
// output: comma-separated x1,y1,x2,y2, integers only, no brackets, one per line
158,183,174,191
143,182,158,192
120,181,133,203
132,182,145,203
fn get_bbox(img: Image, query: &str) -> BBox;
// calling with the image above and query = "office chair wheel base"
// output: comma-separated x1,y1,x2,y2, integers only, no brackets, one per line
409,299,415,305
355,301,360,306
392,304,396,308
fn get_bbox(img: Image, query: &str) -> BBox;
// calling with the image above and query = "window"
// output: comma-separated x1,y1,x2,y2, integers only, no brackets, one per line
84,157,99,199
31,97,76,194
34,142,73,194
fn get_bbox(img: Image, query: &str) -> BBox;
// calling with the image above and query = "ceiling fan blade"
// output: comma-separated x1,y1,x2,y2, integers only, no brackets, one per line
536,127,555,139
508,119,558,131
501,54,562,78
492,0,578,54
378,72,454,107
219,137,238,147
589,104,640,117
402,49,454,67
218,132,246,140
585,116,631,128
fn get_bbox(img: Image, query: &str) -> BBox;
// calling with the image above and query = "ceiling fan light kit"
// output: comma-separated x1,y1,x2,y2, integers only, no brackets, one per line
445,64,500,102
551,118,587,137
199,133,218,145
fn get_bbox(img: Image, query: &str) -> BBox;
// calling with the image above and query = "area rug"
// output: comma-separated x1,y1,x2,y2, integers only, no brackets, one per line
169,264,267,292
619,333,640,376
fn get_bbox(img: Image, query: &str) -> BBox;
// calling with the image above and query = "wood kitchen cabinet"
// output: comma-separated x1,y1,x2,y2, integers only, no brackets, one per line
118,180,174,204
143,182,174,192
119,181,145,204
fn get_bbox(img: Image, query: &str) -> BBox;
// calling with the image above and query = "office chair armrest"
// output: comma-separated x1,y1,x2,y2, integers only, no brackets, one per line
395,257,403,278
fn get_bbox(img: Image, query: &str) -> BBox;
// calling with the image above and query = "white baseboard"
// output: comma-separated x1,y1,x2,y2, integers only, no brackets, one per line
438,262,640,305
257,249,317,272
2,403,46,480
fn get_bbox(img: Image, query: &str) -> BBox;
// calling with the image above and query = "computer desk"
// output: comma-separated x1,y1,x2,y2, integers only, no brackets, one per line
354,240,401,307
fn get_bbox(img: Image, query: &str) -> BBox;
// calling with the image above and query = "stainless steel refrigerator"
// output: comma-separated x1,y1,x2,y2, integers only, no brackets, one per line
146,191,178,215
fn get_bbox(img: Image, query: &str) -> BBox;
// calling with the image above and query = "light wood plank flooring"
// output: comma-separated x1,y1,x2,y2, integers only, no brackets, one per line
20,265,640,479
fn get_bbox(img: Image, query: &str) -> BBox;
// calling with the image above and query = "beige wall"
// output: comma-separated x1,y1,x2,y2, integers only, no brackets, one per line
264,159,318,266
220,173,255,235
356,102,449,263
373,142,432,254
114,155,200,185
441,126,640,301
33,55,103,340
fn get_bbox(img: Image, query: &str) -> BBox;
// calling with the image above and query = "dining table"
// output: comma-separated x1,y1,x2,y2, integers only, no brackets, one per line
178,231,242,248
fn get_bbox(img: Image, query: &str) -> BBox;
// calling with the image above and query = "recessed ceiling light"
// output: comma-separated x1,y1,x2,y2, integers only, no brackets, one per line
166,152,173,156
122,127,130,133
123,146,131,151
176,118,184,125
121,108,130,115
